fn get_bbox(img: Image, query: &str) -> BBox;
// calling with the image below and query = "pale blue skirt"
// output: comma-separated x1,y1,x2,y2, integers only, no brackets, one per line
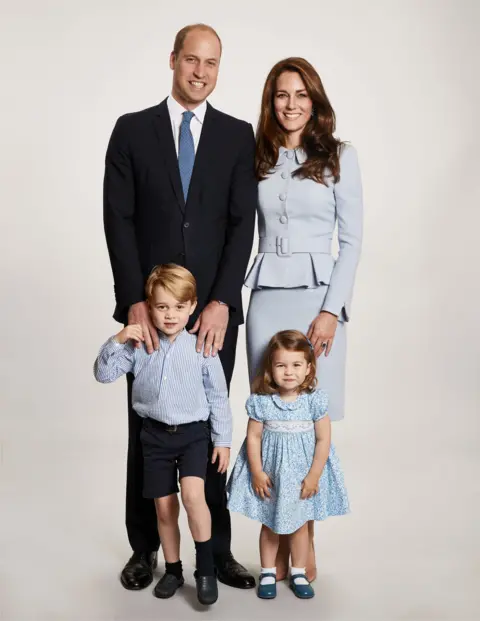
246,286,347,421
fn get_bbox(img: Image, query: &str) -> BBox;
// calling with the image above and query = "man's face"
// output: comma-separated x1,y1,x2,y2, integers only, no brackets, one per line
170,29,221,108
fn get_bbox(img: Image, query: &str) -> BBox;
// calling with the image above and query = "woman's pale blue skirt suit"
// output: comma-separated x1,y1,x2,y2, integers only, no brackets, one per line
245,145,363,421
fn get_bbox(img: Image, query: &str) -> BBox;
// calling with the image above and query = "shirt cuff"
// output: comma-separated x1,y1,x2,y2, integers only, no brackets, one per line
111,335,126,347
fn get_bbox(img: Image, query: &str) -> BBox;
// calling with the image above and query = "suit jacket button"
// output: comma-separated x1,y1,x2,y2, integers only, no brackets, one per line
183,222,190,228
279,193,287,201
279,215,288,224
281,172,288,179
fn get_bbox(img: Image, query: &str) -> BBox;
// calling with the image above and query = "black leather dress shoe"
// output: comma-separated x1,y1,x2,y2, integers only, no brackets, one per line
153,573,184,599
120,551,158,590
215,553,256,589
194,573,218,605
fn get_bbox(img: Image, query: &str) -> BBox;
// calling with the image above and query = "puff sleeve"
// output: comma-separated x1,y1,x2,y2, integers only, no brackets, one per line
310,389,329,421
245,394,265,422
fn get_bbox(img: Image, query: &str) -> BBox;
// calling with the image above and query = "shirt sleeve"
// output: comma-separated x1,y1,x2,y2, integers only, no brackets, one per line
245,394,264,422
311,389,329,421
202,355,233,447
93,336,135,383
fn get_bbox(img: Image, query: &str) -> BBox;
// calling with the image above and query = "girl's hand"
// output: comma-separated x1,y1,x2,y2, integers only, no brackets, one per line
212,447,230,473
307,311,338,358
301,474,319,499
114,324,144,345
252,471,273,500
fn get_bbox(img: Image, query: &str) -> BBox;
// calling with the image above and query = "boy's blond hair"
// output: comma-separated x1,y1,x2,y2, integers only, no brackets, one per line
145,264,197,304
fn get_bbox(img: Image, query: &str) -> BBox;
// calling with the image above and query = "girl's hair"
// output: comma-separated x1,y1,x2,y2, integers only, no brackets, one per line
256,57,342,184
252,330,317,394
145,263,197,304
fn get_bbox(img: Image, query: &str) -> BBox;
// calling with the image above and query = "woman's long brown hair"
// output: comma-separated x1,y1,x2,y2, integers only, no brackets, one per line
256,57,342,184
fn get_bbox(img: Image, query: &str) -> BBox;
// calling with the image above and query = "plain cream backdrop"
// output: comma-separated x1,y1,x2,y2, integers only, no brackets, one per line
1,0,479,619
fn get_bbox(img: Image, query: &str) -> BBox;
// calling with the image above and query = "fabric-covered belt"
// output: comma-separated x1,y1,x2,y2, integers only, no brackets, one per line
258,236,332,257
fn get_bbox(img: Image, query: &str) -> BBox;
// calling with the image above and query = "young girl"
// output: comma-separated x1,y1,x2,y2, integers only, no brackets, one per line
227,330,349,599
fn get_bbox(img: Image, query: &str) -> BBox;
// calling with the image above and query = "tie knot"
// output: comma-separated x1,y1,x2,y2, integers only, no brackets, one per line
182,110,194,123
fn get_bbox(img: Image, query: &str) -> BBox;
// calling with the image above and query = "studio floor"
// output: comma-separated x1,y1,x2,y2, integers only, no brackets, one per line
2,388,479,621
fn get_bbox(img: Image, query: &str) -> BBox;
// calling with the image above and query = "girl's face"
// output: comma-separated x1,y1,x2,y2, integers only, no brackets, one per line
271,348,311,394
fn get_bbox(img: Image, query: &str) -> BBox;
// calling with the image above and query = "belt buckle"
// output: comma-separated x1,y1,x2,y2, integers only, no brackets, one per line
167,425,177,434
276,236,291,257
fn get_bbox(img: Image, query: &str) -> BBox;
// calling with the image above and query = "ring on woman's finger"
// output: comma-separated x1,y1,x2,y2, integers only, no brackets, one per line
321,342,328,348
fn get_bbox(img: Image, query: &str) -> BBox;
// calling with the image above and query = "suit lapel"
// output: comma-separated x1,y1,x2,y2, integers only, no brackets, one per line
153,99,185,213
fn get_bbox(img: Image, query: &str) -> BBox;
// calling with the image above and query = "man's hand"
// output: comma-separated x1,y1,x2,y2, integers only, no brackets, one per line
128,301,159,354
212,447,230,473
189,301,229,357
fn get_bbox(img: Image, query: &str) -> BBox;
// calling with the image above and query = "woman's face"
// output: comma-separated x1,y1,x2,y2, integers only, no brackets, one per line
273,71,313,138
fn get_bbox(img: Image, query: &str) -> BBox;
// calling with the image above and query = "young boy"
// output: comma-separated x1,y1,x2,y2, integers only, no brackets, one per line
94,264,232,605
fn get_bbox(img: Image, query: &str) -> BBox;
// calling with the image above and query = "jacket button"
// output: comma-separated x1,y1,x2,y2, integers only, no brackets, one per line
281,172,288,179
279,193,286,201
279,215,288,224
286,151,294,159
183,222,190,228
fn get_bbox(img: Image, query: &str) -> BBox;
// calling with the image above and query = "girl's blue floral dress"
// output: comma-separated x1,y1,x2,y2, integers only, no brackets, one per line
226,390,349,534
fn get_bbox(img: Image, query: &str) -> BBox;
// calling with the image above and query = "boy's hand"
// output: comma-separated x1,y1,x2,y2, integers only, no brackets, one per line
301,474,319,499
252,471,273,500
114,324,144,346
128,301,159,353
212,447,230,473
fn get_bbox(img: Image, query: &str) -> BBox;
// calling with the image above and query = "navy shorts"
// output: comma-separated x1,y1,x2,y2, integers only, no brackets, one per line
140,417,210,499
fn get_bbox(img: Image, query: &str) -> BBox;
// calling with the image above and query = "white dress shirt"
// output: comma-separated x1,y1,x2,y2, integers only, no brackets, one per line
167,94,207,155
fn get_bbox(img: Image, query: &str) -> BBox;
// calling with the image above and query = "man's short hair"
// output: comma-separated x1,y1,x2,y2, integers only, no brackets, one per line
173,23,222,56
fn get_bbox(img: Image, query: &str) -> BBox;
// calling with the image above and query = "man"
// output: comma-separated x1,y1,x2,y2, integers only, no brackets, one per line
103,24,257,591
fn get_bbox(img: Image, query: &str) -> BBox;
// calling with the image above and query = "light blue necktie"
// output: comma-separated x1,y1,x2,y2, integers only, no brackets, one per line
178,110,195,201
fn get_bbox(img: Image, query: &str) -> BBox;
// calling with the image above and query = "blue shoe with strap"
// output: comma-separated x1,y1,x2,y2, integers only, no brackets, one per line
289,574,315,599
257,573,277,599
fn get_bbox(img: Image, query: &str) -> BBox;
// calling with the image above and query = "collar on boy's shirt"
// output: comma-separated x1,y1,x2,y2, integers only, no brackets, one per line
157,328,189,343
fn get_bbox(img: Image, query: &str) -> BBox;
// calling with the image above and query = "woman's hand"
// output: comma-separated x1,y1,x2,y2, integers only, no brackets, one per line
252,471,273,500
307,311,338,357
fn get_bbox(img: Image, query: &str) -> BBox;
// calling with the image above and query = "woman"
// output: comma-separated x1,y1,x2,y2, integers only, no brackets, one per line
245,57,363,582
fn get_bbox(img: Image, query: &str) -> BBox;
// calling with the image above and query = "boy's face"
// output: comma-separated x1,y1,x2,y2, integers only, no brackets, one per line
149,285,197,340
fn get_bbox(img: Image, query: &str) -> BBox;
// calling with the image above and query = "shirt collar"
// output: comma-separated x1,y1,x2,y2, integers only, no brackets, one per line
158,327,188,343
167,94,207,125
279,146,308,165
